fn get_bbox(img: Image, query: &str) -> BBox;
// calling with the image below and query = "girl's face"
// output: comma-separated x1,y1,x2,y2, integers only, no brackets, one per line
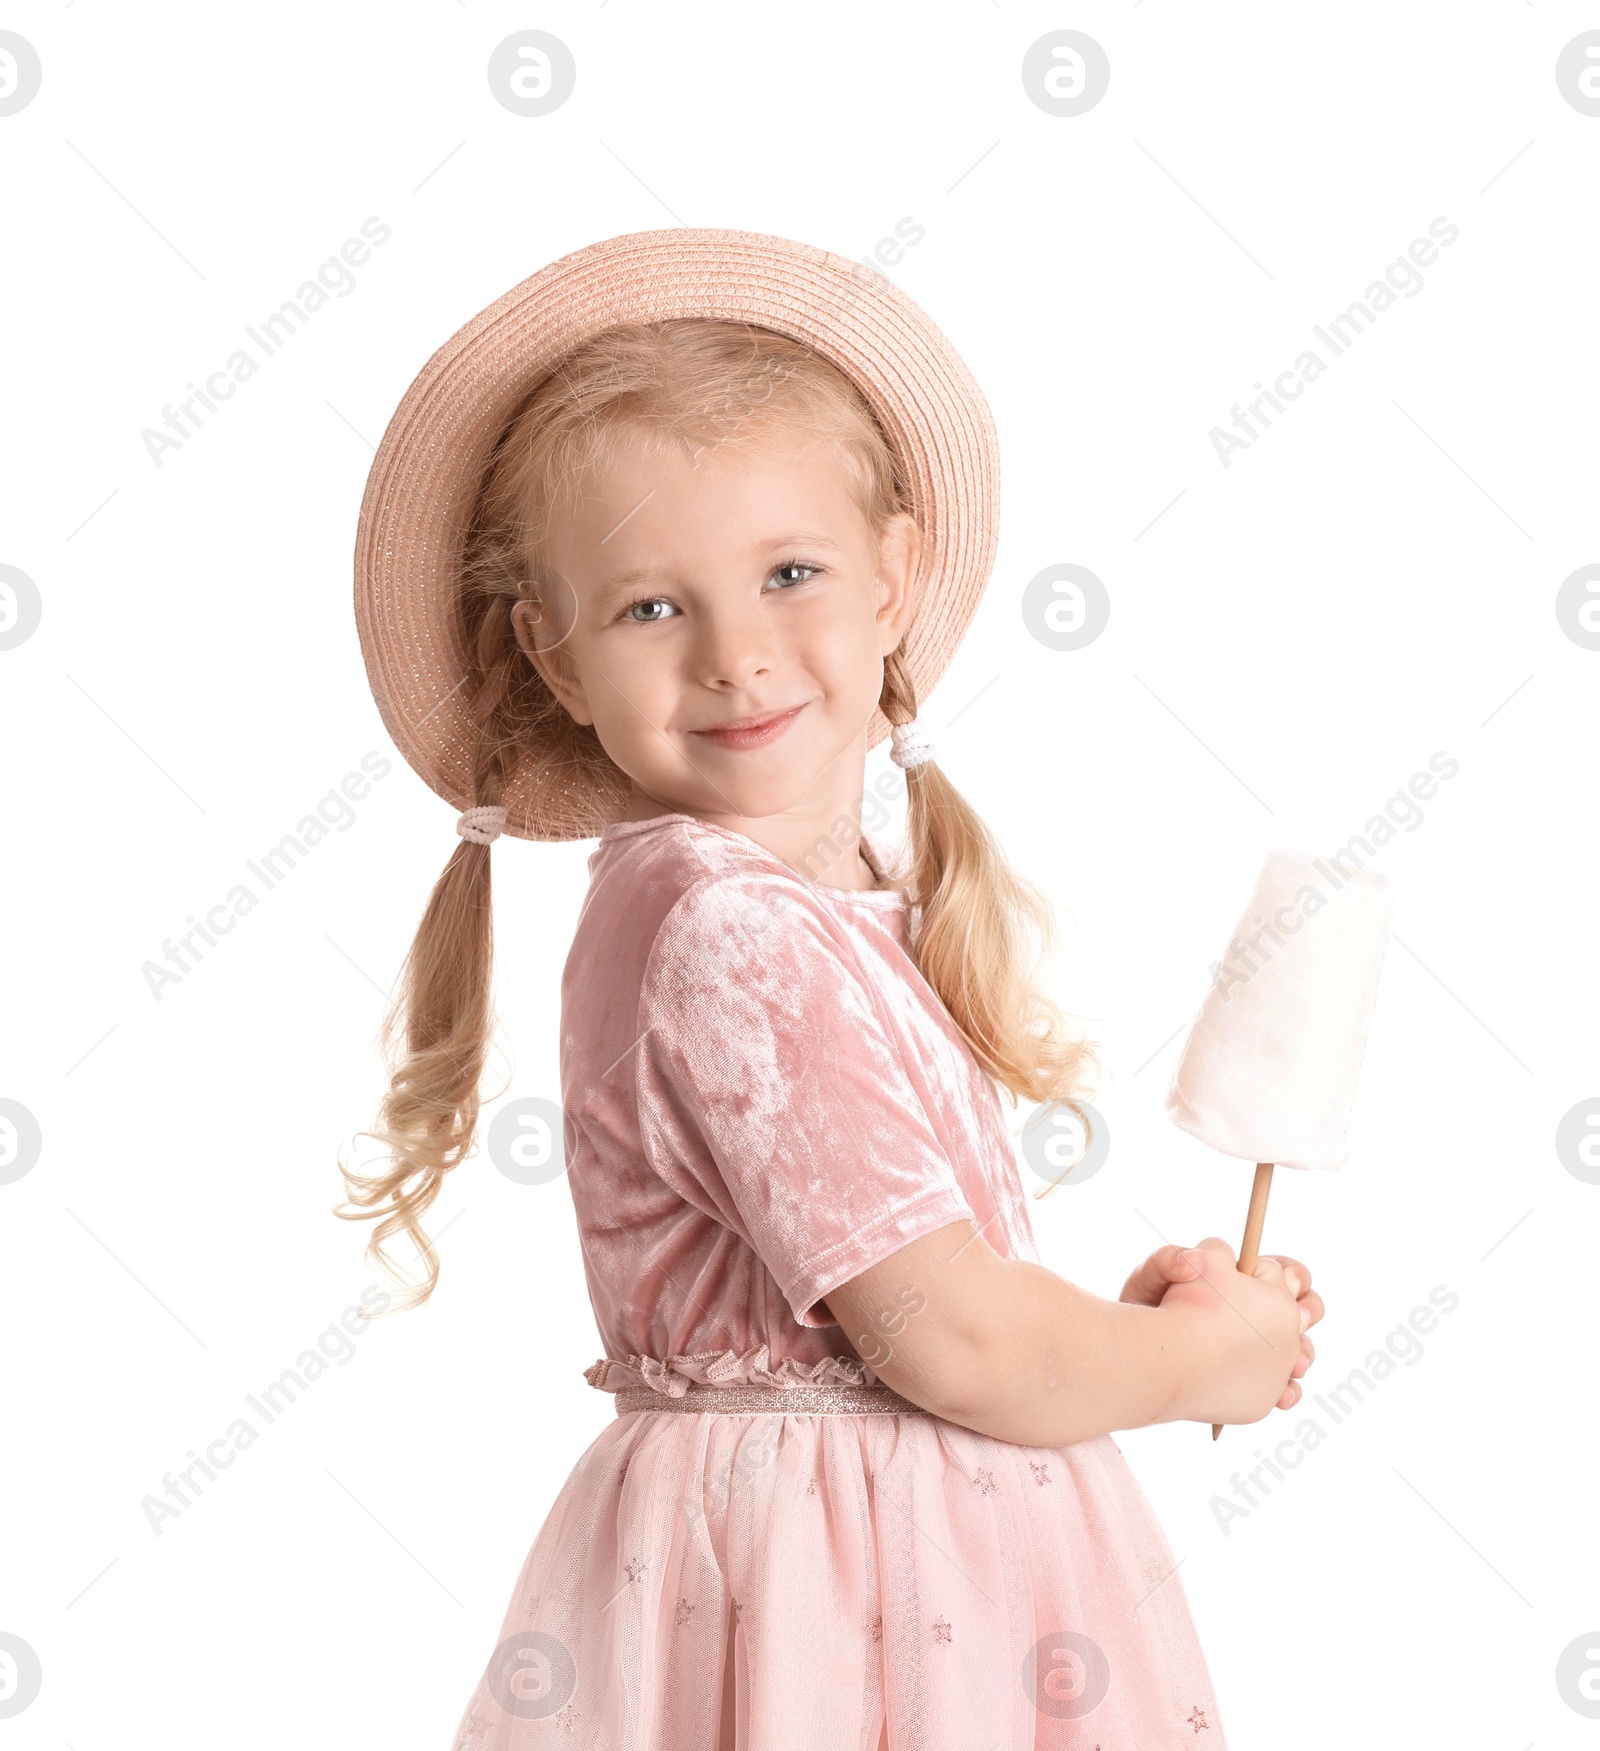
512,426,920,838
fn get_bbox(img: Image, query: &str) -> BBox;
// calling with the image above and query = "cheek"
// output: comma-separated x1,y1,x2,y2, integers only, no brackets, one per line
827,626,892,713
799,593,887,687
581,637,681,749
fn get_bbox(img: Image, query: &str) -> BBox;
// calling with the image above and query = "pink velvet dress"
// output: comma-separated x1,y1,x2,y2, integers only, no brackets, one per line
450,813,1227,1750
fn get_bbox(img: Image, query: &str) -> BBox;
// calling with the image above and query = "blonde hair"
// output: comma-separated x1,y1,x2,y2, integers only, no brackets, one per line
335,319,1101,1310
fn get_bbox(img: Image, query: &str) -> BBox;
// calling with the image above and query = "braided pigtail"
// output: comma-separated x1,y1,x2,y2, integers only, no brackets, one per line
333,590,535,1312
879,648,1099,1109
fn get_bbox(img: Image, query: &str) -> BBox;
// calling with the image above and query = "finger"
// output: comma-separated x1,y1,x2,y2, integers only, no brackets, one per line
1297,1289,1326,1331
1276,1379,1302,1411
1119,1245,1199,1306
1251,1256,1288,1287
1291,1336,1315,1379
1263,1254,1313,1297
1166,1246,1206,1279
1192,1235,1239,1272
1147,1244,1204,1290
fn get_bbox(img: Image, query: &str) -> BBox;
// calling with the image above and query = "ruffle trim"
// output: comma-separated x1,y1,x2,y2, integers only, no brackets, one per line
585,1345,882,1396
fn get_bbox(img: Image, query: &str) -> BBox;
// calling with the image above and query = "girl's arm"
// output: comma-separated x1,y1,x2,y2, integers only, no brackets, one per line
821,1221,1306,1448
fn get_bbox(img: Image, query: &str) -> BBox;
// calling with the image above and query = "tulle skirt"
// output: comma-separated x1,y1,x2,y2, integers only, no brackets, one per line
449,1402,1227,1749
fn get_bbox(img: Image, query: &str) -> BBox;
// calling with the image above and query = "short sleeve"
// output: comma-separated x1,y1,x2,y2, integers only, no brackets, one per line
634,871,978,1328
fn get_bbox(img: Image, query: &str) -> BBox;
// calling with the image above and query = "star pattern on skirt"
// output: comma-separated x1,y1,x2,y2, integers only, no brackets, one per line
551,1703,579,1731
933,1616,953,1643
867,1614,883,1642
732,1598,743,1623
971,1467,998,1495
806,1475,818,1495
1142,1555,1174,1591
1029,1460,1052,1486
674,1596,695,1626
1187,1704,1209,1731
623,1556,649,1585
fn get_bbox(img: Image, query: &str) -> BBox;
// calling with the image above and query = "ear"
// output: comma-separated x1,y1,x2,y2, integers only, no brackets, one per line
874,511,922,655
510,594,596,727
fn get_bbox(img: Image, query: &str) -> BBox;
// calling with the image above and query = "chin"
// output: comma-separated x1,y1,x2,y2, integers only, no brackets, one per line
708,790,807,823
711,767,825,816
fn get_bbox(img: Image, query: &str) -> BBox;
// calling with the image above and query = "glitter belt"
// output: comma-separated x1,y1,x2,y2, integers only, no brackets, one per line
611,1381,932,1417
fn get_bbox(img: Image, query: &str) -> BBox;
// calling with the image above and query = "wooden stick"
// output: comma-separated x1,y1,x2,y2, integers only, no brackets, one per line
1212,1162,1276,1441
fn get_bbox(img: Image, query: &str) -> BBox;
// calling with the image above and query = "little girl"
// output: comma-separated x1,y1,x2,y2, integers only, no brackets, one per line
342,229,1321,1750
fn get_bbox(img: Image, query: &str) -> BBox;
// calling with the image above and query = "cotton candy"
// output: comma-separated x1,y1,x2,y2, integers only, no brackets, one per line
1165,847,1397,1172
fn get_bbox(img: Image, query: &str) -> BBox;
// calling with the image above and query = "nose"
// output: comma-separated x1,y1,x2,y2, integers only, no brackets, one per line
693,592,777,693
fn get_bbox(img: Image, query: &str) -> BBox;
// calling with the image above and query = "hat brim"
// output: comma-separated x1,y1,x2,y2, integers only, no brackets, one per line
353,227,1000,842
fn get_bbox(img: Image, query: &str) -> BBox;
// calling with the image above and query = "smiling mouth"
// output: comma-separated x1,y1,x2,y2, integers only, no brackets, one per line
689,705,807,751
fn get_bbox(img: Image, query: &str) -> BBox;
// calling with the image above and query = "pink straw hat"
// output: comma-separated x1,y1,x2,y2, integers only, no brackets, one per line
353,226,1000,842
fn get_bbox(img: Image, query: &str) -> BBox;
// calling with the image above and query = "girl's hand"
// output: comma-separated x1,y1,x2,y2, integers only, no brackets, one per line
1119,1243,1205,1309
1122,1242,1324,1411
1158,1237,1304,1426
1257,1251,1324,1408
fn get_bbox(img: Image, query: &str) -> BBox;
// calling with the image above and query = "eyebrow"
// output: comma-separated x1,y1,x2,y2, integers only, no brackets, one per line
756,530,847,551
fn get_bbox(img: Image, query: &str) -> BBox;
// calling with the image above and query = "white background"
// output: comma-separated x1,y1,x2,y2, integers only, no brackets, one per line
2,3,1596,1746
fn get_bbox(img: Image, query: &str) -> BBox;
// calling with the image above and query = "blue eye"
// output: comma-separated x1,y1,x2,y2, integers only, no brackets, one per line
622,597,677,623
618,562,819,623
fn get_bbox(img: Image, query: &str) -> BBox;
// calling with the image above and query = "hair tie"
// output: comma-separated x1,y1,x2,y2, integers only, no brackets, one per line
889,717,938,771
456,804,508,844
